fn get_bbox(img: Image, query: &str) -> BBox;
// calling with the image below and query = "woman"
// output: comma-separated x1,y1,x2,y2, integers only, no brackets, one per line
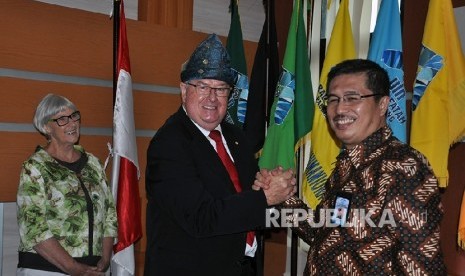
17,94,117,275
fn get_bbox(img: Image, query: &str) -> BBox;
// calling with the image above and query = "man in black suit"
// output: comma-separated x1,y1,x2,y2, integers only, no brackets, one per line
144,34,296,276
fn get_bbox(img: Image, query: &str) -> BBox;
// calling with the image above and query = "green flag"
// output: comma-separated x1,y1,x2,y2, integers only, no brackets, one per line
225,0,248,127
259,0,314,170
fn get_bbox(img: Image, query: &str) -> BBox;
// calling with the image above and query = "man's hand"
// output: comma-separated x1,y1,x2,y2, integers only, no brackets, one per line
254,167,297,206
253,168,273,191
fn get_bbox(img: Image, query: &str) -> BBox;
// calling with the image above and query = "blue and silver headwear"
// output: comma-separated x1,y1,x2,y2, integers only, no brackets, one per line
181,33,236,86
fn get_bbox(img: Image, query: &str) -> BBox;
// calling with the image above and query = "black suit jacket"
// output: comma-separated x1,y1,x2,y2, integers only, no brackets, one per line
144,107,268,276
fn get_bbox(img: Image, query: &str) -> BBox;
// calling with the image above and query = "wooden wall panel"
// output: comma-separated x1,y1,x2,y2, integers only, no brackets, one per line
0,133,42,202
0,78,114,126
134,91,181,130
1,78,180,130
0,133,115,202
126,21,258,86
0,0,258,87
442,143,465,274
453,0,465,7
138,0,193,30
1,0,112,80
403,0,465,274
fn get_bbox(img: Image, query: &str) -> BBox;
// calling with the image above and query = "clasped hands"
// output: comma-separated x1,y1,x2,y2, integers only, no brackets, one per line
68,260,108,276
254,166,297,206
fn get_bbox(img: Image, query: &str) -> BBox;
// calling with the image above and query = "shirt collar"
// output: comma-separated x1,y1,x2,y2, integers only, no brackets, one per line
340,126,393,168
182,106,222,138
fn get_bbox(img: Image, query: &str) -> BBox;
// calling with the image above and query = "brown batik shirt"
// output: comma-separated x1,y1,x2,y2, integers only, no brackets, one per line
284,126,446,275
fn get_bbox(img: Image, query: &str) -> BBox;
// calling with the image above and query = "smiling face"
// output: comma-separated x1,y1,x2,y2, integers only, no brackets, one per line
326,73,389,149
181,79,229,131
47,107,81,147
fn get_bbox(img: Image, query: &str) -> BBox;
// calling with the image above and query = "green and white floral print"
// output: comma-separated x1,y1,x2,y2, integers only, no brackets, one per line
17,146,117,257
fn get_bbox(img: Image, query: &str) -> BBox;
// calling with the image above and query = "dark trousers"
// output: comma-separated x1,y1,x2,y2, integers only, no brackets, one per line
240,256,256,276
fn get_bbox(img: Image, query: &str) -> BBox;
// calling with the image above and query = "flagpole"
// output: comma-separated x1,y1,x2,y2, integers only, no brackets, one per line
290,150,301,276
260,4,272,274
289,1,298,273
264,0,271,127
399,0,404,35
257,2,272,275
113,0,120,106
111,0,122,208
262,0,273,271
110,1,121,274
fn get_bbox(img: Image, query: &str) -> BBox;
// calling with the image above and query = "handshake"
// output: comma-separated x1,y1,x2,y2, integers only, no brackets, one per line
253,167,297,206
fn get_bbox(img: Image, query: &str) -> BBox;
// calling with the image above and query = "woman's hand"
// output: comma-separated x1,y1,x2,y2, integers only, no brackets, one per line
96,256,110,272
68,261,103,276
95,237,114,272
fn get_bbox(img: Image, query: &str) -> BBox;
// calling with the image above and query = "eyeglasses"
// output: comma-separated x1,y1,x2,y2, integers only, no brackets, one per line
186,82,232,97
50,111,81,126
326,93,380,107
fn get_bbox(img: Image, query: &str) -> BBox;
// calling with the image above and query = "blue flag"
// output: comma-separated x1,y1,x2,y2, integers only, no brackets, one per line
367,0,407,143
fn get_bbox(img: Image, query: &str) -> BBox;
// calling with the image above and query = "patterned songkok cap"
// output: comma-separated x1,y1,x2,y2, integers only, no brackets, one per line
181,33,236,86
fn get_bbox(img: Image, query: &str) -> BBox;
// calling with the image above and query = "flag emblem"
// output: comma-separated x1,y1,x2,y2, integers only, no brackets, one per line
387,77,407,126
315,84,328,118
412,46,444,110
274,69,295,125
226,69,249,125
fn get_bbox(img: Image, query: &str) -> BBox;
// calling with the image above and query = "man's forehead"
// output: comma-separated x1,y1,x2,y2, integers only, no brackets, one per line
190,79,229,86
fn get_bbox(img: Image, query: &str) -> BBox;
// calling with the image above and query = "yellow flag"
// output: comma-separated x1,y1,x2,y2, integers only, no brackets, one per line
302,0,356,209
410,0,465,189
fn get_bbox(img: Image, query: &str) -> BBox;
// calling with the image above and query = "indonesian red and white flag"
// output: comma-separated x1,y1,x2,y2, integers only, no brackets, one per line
111,1,142,275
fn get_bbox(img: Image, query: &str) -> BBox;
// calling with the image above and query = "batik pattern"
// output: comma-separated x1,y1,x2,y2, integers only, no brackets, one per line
283,127,446,275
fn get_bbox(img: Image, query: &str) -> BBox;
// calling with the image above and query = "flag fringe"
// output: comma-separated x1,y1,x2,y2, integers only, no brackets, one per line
458,190,465,250
451,135,465,145
437,176,448,188
295,132,311,153
459,229,465,250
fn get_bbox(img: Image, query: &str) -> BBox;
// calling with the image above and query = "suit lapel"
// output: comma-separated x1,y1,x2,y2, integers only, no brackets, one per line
176,108,236,194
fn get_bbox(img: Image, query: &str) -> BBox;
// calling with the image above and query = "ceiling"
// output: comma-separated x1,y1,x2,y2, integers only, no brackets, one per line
31,0,465,52
34,0,265,42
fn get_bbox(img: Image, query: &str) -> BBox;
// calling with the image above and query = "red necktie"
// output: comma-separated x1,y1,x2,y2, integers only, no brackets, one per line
209,130,255,246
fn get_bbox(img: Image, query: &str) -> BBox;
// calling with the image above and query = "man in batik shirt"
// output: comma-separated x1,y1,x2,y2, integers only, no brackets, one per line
257,59,446,275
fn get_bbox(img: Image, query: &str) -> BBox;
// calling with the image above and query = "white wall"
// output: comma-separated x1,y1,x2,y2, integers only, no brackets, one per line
35,0,139,20
192,0,264,42
1,203,19,276
455,6,465,54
